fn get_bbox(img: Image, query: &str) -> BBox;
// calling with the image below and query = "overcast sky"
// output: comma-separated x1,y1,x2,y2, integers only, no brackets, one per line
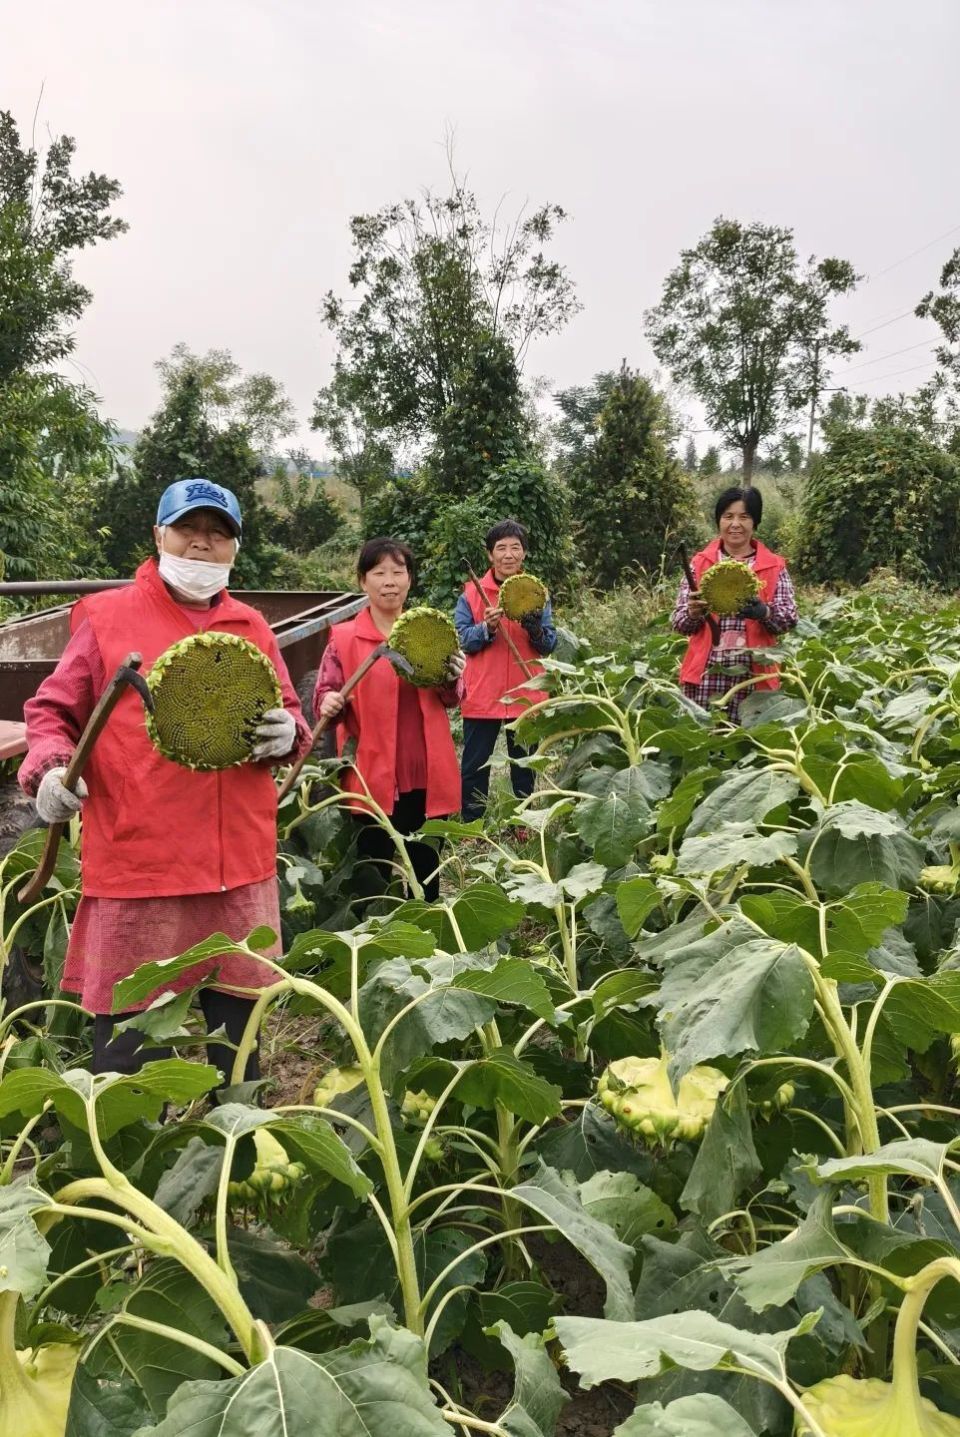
2,0,958,455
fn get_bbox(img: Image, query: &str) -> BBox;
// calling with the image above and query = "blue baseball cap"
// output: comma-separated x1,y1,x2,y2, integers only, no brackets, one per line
156,479,242,535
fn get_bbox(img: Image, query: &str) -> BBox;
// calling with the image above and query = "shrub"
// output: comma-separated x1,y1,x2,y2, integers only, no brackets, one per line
795,423,960,587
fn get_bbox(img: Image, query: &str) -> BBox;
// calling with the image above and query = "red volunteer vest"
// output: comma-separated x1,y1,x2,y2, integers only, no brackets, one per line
461,570,547,720
678,539,786,690
73,560,283,898
332,608,460,818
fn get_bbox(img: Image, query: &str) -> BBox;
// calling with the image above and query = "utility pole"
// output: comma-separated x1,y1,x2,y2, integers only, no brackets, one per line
806,337,821,469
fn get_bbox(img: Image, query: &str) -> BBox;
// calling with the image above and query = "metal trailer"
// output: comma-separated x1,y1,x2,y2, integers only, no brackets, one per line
0,582,366,849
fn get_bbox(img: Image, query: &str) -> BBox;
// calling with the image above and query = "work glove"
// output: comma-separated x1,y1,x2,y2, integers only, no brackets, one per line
738,597,770,622
445,651,466,682
252,708,297,761
520,609,544,631
36,767,87,824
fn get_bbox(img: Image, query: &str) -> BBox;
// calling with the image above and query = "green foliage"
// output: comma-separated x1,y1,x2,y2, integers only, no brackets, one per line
264,468,344,555
0,109,126,383
795,421,960,586
363,456,573,609
556,365,700,586
646,218,859,478
94,365,277,585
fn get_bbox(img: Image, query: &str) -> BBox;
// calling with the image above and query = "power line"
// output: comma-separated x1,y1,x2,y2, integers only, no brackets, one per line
837,338,935,374
851,307,927,341
831,359,938,393
867,221,960,282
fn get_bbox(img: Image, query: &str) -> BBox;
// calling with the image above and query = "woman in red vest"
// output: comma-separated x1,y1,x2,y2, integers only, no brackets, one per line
673,486,798,722
313,538,464,902
17,480,312,1079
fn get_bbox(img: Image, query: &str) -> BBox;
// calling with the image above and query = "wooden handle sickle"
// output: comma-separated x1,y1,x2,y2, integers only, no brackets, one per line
677,543,721,647
18,652,147,905
462,559,536,681
277,642,388,802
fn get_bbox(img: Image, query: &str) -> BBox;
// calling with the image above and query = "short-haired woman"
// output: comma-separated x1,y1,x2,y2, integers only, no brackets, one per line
672,486,798,722
313,538,464,901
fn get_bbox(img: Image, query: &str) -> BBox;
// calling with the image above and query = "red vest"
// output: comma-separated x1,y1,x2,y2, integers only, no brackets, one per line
678,539,786,690
332,608,460,817
73,560,283,899
461,570,547,720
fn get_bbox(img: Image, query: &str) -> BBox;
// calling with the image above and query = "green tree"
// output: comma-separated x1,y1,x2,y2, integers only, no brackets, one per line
155,342,296,453
313,163,579,500
95,368,276,586
0,110,127,383
699,445,722,476
557,364,700,587
683,437,697,471
265,461,344,554
0,110,126,585
915,247,960,452
794,421,960,586
645,218,860,481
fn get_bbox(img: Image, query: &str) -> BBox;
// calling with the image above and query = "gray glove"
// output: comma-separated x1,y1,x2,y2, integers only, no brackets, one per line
738,597,770,622
253,707,297,760
36,767,88,824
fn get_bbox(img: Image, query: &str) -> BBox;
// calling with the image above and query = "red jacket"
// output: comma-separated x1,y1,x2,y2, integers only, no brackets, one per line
678,539,786,690
68,560,299,899
461,570,547,720
325,607,460,817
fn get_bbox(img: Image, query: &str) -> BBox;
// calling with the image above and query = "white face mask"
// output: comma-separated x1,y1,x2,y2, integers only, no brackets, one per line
157,527,238,601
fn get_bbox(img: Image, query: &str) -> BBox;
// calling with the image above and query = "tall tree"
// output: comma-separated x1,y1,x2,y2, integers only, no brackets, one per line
313,162,579,499
155,343,296,453
0,110,126,582
699,445,722,476
916,246,960,451
556,364,698,587
683,437,697,471
0,110,127,383
645,218,860,481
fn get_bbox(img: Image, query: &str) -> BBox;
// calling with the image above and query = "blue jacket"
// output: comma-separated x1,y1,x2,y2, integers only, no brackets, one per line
454,591,557,657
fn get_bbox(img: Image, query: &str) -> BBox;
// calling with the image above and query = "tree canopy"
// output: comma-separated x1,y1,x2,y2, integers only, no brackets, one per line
645,218,860,480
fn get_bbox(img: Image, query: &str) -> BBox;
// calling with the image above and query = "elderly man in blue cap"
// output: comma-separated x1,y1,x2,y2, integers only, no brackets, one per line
17,480,312,1082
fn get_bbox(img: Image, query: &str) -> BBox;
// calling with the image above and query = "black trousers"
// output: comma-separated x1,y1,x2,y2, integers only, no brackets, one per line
355,788,442,902
92,988,261,1090
461,718,535,822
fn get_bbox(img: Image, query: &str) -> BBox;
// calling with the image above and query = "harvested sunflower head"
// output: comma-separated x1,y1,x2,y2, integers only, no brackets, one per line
698,559,762,616
390,607,460,688
499,572,548,621
146,631,281,770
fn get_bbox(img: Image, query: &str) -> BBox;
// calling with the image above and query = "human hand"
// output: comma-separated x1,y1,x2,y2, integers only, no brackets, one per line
253,707,297,760
36,767,87,824
319,691,346,721
484,605,503,634
738,597,770,621
445,650,466,682
519,609,544,630
687,591,708,620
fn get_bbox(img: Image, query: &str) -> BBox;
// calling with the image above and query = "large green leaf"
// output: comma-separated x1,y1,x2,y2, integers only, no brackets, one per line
681,1086,760,1224
686,769,799,837
408,1049,562,1124
579,1170,676,1248
0,1061,219,1138
612,1394,756,1436
676,823,798,876
451,956,557,1023
130,1318,450,1435
554,1308,813,1387
490,1322,569,1437
0,1183,52,1298
722,1191,854,1311
575,767,655,866
809,1137,958,1189
808,801,926,895
358,958,496,1086
112,929,277,1008
66,1368,154,1437
510,1164,635,1321
395,885,524,952
616,878,662,939
651,918,815,1080
228,1227,322,1322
